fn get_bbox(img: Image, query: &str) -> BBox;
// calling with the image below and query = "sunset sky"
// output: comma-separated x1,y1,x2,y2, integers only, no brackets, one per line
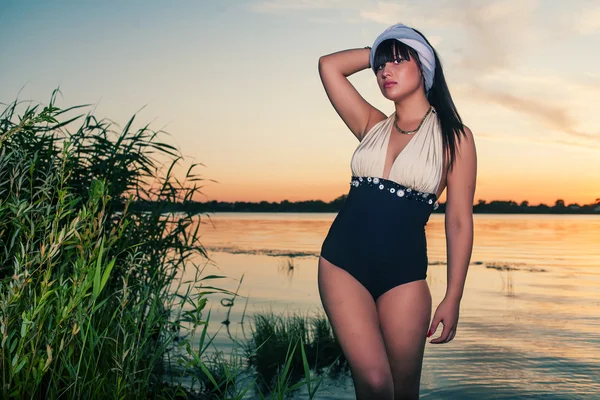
2,0,600,205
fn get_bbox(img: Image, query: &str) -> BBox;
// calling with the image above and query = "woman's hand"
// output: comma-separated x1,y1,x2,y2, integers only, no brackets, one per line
427,296,460,344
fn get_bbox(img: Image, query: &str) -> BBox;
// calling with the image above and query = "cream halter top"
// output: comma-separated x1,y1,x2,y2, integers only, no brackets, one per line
350,107,443,195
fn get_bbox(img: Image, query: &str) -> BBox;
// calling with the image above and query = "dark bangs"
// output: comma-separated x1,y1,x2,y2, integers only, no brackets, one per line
372,38,420,73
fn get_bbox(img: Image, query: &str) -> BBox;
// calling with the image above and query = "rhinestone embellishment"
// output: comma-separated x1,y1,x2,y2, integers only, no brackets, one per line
349,176,437,207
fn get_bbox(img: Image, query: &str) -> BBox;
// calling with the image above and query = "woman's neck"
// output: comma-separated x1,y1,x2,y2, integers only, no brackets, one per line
394,92,431,125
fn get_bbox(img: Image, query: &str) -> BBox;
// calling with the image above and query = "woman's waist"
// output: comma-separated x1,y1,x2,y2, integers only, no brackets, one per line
347,176,439,209
335,176,436,227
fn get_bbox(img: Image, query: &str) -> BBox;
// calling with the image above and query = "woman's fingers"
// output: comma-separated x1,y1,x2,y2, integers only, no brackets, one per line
429,322,456,344
427,316,441,338
429,321,450,343
448,328,457,342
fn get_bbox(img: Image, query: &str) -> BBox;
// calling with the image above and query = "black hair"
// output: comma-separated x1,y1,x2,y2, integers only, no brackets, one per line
372,33,466,171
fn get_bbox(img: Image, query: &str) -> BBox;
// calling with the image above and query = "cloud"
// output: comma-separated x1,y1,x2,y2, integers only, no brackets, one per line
552,139,600,150
427,35,442,47
357,2,456,28
249,0,352,13
248,0,456,30
455,0,543,73
572,5,600,34
466,85,600,142
476,131,600,151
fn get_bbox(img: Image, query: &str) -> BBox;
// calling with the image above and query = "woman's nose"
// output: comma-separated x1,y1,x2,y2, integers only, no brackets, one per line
382,64,391,77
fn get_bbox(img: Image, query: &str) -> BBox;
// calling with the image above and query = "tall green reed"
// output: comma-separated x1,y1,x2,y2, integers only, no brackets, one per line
244,310,347,397
0,90,226,398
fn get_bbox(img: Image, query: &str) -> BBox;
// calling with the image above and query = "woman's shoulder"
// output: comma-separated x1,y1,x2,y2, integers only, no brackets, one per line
459,124,475,144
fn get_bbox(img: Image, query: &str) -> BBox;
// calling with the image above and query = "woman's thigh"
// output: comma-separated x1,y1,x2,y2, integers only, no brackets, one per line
318,256,393,394
376,279,432,399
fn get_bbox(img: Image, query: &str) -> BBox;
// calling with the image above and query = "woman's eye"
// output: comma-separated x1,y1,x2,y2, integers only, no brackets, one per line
376,58,404,71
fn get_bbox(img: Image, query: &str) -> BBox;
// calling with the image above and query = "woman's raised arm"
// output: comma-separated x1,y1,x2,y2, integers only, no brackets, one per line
318,48,386,141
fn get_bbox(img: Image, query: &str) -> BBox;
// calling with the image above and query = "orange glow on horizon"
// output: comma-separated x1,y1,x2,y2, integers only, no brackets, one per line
198,179,599,206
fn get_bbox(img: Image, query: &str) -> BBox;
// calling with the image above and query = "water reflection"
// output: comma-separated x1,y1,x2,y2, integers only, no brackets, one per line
276,257,297,279
192,213,600,398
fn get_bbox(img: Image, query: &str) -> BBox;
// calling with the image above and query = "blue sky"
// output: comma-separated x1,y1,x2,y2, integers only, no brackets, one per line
2,0,600,204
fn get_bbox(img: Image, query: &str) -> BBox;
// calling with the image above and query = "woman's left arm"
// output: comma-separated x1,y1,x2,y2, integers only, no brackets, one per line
444,125,477,302
428,125,477,344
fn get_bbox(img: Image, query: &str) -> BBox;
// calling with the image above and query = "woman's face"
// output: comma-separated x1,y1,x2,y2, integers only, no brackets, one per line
375,46,424,101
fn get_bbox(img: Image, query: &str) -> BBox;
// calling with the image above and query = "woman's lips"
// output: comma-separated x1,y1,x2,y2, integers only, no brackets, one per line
384,81,397,88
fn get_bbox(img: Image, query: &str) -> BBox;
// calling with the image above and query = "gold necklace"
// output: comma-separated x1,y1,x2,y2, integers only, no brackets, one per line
394,106,433,135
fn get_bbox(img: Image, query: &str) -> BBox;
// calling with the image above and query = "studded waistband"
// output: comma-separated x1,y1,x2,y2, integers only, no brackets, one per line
350,176,439,210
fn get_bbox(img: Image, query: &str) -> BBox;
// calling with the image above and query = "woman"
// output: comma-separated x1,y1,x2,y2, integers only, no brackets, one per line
317,23,476,399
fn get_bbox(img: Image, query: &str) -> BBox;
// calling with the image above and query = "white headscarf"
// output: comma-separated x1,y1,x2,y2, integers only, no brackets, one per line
370,23,436,92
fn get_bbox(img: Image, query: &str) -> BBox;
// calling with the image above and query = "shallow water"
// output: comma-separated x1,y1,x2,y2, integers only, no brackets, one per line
184,213,600,399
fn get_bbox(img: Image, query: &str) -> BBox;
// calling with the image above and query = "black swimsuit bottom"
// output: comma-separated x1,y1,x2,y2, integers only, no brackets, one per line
320,175,438,302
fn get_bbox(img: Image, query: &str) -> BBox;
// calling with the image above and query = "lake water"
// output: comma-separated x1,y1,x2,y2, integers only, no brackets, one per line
186,212,600,399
